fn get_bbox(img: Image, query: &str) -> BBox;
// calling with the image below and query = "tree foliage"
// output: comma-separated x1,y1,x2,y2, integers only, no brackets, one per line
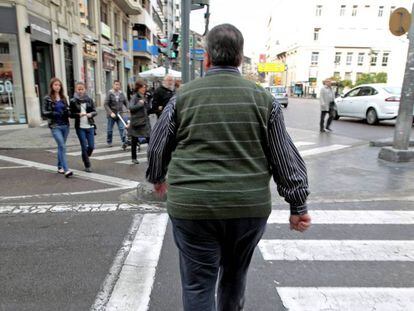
355,72,387,86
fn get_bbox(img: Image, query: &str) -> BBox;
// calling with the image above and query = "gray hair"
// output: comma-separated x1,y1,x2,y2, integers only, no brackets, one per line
205,24,244,67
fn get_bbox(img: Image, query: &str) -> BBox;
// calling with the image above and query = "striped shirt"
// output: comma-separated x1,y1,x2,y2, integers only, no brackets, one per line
146,67,309,215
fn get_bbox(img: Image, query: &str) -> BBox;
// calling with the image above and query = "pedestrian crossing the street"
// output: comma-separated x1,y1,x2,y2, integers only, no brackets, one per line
258,207,414,310
47,140,351,166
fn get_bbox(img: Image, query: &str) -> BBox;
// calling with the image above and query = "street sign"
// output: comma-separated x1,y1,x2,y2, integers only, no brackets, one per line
258,63,286,73
389,7,412,36
190,48,204,55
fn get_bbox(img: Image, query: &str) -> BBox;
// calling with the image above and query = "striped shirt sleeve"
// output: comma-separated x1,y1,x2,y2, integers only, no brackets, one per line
268,99,310,215
146,96,177,184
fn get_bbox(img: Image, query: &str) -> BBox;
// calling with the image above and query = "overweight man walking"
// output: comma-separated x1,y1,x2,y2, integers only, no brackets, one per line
146,24,311,311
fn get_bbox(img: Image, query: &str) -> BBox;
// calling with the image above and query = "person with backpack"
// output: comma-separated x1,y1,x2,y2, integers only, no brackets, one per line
69,82,97,172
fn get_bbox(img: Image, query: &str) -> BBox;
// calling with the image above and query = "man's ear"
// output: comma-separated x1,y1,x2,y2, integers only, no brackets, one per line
204,52,211,70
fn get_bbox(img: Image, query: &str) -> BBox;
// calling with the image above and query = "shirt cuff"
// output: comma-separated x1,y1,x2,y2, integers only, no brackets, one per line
290,203,308,215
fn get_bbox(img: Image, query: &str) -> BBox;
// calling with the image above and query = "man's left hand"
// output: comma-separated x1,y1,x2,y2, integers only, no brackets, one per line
289,213,311,232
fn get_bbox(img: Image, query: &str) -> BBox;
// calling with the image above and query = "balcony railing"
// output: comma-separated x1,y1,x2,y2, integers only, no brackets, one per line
152,10,164,32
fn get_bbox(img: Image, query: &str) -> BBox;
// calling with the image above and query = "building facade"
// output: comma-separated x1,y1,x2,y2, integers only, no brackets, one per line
266,0,412,95
0,0,141,128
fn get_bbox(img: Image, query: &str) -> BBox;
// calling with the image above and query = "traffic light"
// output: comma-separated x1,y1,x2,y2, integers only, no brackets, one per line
170,33,179,59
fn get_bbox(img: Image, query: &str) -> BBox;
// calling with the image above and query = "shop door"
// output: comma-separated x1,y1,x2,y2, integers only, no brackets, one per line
32,41,53,115
64,43,75,97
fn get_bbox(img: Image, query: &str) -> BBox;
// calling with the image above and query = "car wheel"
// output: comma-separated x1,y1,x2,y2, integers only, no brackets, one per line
366,108,379,125
333,109,340,120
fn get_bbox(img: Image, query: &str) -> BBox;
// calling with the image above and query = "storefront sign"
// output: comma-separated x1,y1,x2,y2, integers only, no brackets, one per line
0,7,17,34
101,22,111,40
124,57,133,70
29,15,52,44
103,52,116,71
83,41,97,59
258,63,286,73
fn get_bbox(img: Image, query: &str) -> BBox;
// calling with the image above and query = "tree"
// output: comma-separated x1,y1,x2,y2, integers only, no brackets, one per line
355,72,387,86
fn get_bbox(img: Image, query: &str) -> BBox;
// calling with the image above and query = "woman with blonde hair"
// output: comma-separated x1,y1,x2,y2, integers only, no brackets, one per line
41,78,73,177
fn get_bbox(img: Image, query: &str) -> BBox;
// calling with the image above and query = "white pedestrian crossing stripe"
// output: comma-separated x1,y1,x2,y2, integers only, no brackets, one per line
259,239,414,261
116,158,148,164
294,141,316,147
268,210,414,224
300,144,349,157
276,287,414,311
91,151,145,160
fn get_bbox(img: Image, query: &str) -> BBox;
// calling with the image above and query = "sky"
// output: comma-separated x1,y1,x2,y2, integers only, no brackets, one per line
190,0,273,59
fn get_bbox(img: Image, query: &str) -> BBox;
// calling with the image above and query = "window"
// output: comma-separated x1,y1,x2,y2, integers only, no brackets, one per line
390,6,396,14
79,0,93,29
359,87,378,96
346,52,353,65
382,52,389,66
335,52,341,65
344,72,352,80
357,53,364,66
122,20,128,40
378,6,384,17
315,5,322,16
356,72,363,80
314,28,320,41
340,5,346,16
101,2,108,24
370,52,378,65
334,72,341,79
114,12,119,33
346,87,361,97
311,52,319,65
352,5,358,16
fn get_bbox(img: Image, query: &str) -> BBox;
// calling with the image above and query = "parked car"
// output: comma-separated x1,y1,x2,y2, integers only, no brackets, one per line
333,84,409,125
265,86,289,107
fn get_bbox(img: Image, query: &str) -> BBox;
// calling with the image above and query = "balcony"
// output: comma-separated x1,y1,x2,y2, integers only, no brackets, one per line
133,38,159,59
113,0,143,15
152,10,164,32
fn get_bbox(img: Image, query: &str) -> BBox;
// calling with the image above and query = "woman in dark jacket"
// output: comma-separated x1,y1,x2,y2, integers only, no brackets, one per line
70,82,97,172
41,77,73,178
127,80,151,164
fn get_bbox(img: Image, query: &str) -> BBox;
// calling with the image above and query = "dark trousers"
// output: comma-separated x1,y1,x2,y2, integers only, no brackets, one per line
76,128,95,168
170,216,268,311
320,108,334,130
131,136,149,160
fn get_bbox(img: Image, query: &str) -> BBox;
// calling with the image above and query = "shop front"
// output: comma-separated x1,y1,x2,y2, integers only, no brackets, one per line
124,56,133,87
29,14,54,114
82,40,97,101
0,7,26,125
102,50,116,93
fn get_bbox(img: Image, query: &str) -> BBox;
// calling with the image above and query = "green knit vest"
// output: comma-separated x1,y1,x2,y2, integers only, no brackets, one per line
167,71,274,219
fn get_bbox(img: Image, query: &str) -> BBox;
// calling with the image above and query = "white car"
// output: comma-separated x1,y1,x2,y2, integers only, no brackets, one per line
265,86,289,107
334,84,406,125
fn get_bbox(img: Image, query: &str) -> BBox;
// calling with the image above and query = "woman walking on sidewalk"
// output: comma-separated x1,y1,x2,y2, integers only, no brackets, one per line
70,82,97,172
42,78,73,178
128,80,151,164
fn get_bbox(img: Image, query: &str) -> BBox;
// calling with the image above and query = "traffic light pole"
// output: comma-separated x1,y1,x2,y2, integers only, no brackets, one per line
181,0,190,83
379,3,414,162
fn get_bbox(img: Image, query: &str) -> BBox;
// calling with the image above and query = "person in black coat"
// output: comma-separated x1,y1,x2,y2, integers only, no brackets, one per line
70,82,97,172
127,79,151,164
152,75,175,118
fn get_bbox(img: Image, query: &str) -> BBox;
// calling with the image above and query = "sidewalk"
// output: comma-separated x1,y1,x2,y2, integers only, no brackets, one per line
0,108,113,149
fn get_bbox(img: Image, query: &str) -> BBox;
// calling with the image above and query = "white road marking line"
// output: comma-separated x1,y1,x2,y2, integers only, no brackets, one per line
276,287,414,311
67,146,123,156
268,210,414,225
294,141,316,147
0,187,127,201
104,213,169,311
0,155,138,188
91,214,143,311
0,166,27,169
92,151,146,160
258,240,414,261
300,144,349,157
116,157,148,165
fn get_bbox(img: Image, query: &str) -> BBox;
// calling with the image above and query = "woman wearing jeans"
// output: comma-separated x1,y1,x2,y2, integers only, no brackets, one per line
42,78,73,177
70,82,97,172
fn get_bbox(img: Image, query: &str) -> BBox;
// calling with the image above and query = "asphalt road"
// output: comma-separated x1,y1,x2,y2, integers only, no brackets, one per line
0,97,413,310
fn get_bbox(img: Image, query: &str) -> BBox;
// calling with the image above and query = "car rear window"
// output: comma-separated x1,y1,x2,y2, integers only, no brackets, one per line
383,87,401,95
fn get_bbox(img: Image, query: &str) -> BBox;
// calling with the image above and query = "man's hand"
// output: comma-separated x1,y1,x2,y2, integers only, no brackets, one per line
154,182,167,197
289,214,311,232
110,112,116,118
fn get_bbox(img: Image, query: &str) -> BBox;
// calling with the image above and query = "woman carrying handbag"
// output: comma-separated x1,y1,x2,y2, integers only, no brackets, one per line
41,77,73,178
127,80,151,164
